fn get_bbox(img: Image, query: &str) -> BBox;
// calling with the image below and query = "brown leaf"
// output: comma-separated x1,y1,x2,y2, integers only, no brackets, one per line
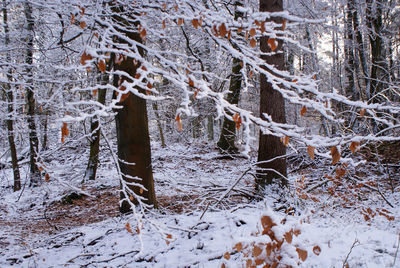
61,122,69,143
252,245,262,257
349,141,360,153
282,19,287,31
250,38,256,48
335,166,346,177
223,252,230,260
45,173,50,182
177,18,184,26
307,146,315,160
234,242,243,252
162,3,167,10
284,231,293,244
162,20,166,29
360,108,366,117
267,38,278,51
140,28,147,40
98,60,106,73
125,222,133,233
300,106,307,116
188,77,195,87
147,82,153,89
331,146,340,165
260,22,265,33
80,51,92,66
296,248,308,261
313,245,321,256
92,89,98,97
79,21,86,29
261,215,276,231
249,28,256,37
219,23,228,37
192,19,200,29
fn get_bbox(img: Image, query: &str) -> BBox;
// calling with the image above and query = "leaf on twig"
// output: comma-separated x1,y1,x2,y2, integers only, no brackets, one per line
349,141,360,153
307,146,315,160
331,146,340,165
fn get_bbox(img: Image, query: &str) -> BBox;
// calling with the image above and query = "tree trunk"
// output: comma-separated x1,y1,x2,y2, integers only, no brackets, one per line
217,1,244,155
112,6,157,212
3,0,21,191
24,0,40,186
257,0,287,188
366,0,385,101
152,102,166,148
344,2,358,101
84,75,107,181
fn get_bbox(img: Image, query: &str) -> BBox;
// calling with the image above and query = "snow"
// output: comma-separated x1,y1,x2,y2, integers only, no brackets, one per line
0,142,399,267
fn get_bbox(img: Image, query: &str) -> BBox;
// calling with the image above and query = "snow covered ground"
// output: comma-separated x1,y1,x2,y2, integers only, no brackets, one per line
0,142,399,267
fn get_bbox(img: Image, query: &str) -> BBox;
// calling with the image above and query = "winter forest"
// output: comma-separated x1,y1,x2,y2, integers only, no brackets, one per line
0,0,399,266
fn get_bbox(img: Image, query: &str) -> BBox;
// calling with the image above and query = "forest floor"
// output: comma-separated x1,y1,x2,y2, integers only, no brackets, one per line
0,141,399,267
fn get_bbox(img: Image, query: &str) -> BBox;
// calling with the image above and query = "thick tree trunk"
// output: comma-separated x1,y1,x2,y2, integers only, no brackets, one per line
257,0,287,188
344,2,358,101
217,1,244,155
3,0,21,191
112,6,157,212
24,0,40,185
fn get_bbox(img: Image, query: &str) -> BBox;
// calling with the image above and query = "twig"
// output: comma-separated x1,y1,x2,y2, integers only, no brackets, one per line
199,167,251,220
342,239,359,268
393,233,400,267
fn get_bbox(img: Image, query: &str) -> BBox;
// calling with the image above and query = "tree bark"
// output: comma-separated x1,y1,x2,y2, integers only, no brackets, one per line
84,75,107,181
24,0,40,186
217,1,244,155
3,0,21,191
257,0,287,188
112,5,157,212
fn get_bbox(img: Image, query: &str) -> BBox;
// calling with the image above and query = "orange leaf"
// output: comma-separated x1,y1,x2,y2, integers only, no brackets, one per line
61,122,69,144
283,136,289,147
92,89,98,97
331,146,340,165
360,108,366,117
136,226,140,234
235,116,242,131
45,173,50,182
174,5,178,12
249,70,253,79
125,222,133,233
296,248,308,261
70,13,75,24
282,19,287,31
140,28,147,40
300,106,307,116
234,242,243,252
176,114,182,131
135,73,141,79
268,38,278,51
349,141,360,153
79,21,86,29
162,20,166,29
249,28,256,37
223,252,230,260
250,38,256,48
162,3,167,10
188,77,195,87
147,82,153,89
307,146,315,160
98,60,106,72
178,18,184,26
313,245,321,256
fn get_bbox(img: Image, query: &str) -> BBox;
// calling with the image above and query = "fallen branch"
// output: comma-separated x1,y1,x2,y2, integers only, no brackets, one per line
342,239,359,268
